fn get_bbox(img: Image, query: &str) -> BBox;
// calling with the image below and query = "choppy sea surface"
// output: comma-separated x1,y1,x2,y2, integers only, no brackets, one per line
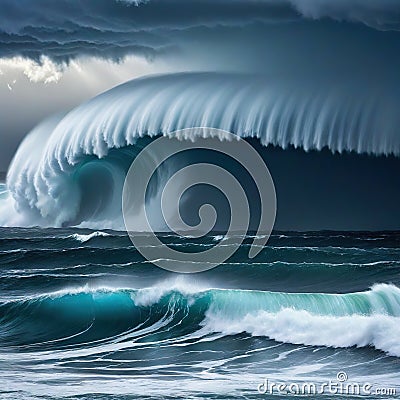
0,227,400,399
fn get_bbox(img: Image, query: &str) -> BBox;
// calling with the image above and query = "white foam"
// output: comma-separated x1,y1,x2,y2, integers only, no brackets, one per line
131,277,209,306
69,231,110,243
203,308,400,357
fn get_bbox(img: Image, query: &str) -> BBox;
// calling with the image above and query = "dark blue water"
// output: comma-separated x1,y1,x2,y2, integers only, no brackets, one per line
0,228,399,399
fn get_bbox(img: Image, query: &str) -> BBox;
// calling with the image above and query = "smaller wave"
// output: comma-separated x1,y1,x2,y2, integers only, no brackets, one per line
68,231,111,243
2,281,400,356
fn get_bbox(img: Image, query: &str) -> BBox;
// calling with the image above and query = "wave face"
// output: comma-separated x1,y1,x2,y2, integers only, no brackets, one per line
2,72,400,228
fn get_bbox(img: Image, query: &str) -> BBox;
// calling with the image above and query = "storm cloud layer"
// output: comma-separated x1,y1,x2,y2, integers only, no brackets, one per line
1,0,400,66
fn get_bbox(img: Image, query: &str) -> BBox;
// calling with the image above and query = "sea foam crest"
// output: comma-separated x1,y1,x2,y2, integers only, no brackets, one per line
69,231,110,243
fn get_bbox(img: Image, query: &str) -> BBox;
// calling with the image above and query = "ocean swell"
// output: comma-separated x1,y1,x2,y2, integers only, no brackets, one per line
1,282,400,357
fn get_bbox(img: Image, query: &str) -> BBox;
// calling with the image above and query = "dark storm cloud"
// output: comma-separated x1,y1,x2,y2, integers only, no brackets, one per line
0,0,290,63
288,0,400,30
0,0,399,64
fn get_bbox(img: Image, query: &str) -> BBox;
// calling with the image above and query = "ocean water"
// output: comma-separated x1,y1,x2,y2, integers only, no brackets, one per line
0,226,399,399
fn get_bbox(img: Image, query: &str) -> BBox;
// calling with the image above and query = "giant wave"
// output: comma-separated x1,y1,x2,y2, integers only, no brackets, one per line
1,72,399,228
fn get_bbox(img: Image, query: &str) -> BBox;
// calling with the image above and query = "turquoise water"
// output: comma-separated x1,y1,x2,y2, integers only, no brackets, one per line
0,227,400,399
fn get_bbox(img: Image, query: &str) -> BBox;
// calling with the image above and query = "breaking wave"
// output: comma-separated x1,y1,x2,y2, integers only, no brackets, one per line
1,282,399,356
1,72,399,228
